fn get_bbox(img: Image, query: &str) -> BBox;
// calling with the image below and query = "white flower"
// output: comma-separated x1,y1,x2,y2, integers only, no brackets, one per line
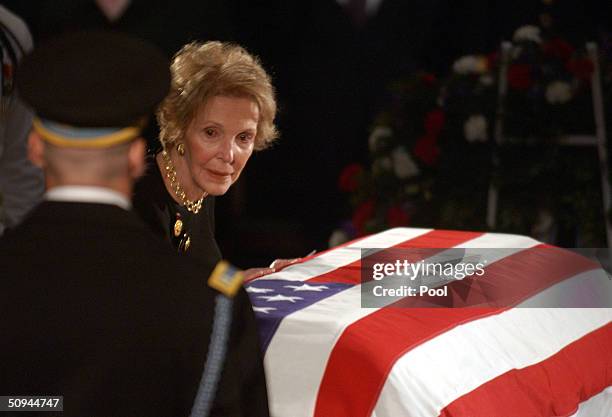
452,55,488,75
391,146,420,179
464,115,488,143
328,229,349,248
372,157,393,175
479,74,494,86
545,81,572,104
531,209,555,243
512,25,541,44
368,126,393,153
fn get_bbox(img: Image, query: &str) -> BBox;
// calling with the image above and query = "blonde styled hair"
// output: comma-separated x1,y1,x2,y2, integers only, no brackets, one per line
157,41,278,151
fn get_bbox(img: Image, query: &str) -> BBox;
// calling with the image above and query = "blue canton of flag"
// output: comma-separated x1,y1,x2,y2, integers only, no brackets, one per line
245,279,352,351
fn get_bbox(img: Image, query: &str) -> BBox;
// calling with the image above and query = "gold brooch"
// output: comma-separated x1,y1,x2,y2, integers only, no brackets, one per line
173,218,183,237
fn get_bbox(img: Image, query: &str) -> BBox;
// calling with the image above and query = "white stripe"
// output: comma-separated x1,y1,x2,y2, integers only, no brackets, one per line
264,231,539,417
371,308,612,417
569,385,612,417
260,228,432,282
518,268,612,308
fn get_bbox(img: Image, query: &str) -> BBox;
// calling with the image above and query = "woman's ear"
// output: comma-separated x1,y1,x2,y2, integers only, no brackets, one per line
28,130,46,169
127,137,146,179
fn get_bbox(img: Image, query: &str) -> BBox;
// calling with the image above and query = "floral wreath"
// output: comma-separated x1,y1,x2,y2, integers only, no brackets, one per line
332,24,611,248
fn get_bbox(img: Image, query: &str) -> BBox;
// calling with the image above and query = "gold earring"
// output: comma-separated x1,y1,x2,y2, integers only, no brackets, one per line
177,142,185,156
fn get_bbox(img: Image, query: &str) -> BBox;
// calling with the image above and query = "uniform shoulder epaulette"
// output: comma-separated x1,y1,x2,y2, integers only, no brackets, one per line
207,260,244,298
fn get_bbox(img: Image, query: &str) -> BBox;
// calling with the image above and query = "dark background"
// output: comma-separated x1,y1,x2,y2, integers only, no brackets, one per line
4,0,611,267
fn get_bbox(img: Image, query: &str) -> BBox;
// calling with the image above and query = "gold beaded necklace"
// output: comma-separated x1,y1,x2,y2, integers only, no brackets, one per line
161,149,207,214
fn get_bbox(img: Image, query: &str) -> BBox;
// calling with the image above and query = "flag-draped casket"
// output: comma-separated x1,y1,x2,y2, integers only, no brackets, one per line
246,228,612,417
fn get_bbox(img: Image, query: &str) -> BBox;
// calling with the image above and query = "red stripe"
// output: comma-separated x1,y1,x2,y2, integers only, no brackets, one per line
439,322,612,417
243,232,374,284
312,246,598,417
307,230,483,284
313,308,504,417
398,244,599,308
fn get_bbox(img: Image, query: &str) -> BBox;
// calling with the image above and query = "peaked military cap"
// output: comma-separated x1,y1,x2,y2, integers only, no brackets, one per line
16,30,170,148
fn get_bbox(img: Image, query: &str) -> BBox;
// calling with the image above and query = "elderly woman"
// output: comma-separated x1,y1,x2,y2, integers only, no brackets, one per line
133,41,281,277
132,40,277,417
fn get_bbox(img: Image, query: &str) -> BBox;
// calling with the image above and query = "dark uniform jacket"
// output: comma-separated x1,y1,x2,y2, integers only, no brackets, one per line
0,201,269,417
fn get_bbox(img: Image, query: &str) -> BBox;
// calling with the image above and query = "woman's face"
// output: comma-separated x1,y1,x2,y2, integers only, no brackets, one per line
183,95,258,196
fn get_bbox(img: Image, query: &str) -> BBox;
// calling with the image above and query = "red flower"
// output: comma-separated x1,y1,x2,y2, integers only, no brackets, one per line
413,135,440,166
486,51,499,70
543,38,575,61
386,206,410,227
424,109,445,136
507,64,532,90
421,73,436,85
566,58,594,81
352,200,376,234
338,163,364,192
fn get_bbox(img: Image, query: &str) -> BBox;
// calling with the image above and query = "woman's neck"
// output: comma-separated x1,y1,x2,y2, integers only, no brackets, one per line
156,150,205,204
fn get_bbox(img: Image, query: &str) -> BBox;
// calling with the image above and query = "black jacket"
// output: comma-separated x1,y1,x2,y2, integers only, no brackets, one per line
0,201,269,417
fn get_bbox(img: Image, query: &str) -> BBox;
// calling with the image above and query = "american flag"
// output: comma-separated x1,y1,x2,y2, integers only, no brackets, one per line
246,228,612,417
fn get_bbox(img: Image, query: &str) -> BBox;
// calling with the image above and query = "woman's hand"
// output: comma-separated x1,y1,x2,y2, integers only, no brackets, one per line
269,258,301,270
243,258,300,281
244,252,316,282
243,267,276,281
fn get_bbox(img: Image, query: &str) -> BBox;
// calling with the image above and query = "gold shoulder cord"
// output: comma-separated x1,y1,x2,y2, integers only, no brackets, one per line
208,261,244,298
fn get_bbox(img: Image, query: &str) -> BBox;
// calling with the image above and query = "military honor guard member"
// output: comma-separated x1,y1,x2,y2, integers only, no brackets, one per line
0,5,44,235
0,31,269,417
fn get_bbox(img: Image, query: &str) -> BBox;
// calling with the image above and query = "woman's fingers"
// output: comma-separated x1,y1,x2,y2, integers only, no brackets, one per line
244,267,275,281
246,252,319,282
269,258,300,270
